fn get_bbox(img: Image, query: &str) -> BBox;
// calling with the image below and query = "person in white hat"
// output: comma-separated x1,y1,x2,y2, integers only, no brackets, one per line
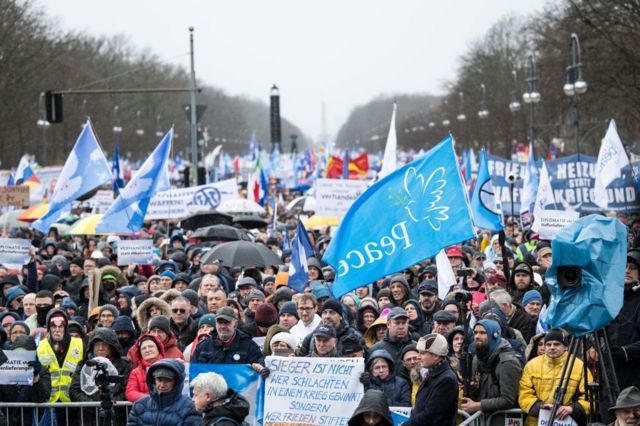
403,333,458,426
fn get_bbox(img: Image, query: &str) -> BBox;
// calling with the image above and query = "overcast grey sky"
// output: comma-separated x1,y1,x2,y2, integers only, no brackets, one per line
42,0,548,142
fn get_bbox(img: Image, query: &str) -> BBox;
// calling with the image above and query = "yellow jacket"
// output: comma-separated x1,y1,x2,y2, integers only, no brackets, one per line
518,353,591,426
37,337,84,402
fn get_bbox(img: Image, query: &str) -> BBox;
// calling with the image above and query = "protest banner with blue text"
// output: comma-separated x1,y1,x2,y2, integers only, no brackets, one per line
0,350,36,385
263,356,364,426
0,238,31,266
117,240,154,266
323,136,475,298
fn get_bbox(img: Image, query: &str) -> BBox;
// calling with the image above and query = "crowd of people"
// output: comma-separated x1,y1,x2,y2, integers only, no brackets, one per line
0,201,639,426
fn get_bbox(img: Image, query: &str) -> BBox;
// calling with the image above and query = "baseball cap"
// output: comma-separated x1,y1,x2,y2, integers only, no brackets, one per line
215,307,238,322
313,324,336,339
387,307,409,321
446,246,464,258
152,367,176,380
418,280,438,295
416,333,448,356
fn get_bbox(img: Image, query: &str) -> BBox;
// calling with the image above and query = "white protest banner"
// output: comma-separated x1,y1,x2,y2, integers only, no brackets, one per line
0,238,31,266
538,409,576,426
315,178,368,217
0,350,36,385
146,178,239,220
264,356,364,426
82,190,114,213
532,210,580,240
117,240,154,266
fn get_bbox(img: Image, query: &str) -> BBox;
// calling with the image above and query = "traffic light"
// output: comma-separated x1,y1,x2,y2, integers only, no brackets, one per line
45,91,63,123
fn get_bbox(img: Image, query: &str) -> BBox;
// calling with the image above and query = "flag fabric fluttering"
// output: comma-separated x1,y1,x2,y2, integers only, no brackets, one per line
533,160,556,216
96,129,172,234
248,155,268,206
594,119,630,209
378,103,397,180
323,136,475,298
112,143,125,194
287,219,315,292
342,148,350,180
519,143,538,226
470,150,504,232
282,225,291,251
15,154,31,185
325,153,369,179
33,121,112,233
436,249,457,300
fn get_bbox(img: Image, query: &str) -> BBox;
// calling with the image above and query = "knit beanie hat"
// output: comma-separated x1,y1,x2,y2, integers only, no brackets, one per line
269,332,297,351
320,299,343,317
181,289,200,308
522,290,542,307
279,301,299,320
254,303,278,328
544,328,566,346
475,319,501,354
99,304,119,319
198,314,217,328
148,316,171,335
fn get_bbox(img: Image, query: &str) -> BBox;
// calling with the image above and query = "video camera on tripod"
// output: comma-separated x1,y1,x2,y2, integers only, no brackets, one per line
85,358,124,388
84,358,124,426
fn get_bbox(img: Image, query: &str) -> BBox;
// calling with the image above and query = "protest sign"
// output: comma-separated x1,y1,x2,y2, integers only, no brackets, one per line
189,363,263,426
389,407,411,426
264,356,364,426
0,238,31,266
538,409,576,426
82,190,114,213
0,186,29,208
315,178,368,217
117,240,154,266
30,166,64,205
0,350,36,385
532,210,580,240
146,179,239,220
487,154,640,214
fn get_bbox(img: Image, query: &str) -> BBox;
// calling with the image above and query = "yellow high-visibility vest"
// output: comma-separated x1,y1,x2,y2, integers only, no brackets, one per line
37,337,84,402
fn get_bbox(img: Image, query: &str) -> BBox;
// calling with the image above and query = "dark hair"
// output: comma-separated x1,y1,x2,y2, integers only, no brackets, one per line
36,290,54,300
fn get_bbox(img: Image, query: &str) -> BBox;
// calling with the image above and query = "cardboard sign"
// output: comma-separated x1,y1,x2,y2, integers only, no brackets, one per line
117,240,154,266
0,238,31,266
532,210,580,240
315,178,368,217
0,186,29,208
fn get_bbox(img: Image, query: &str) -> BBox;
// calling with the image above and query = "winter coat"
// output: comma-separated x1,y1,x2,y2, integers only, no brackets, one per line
365,350,411,407
518,352,591,426
127,359,200,426
405,359,458,426
127,327,184,367
355,304,379,334
369,332,417,375
192,329,264,365
348,389,393,426
606,286,640,389
170,316,198,352
125,334,166,402
507,304,536,344
136,297,172,332
201,389,251,426
470,338,522,425
0,362,51,426
299,319,365,356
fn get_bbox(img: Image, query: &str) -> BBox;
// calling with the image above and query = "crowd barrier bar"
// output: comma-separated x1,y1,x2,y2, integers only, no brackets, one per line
0,401,133,426
459,408,526,426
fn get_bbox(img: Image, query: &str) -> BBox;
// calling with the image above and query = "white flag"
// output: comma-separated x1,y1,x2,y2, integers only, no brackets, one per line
436,249,457,300
533,161,555,217
593,120,630,209
378,104,397,180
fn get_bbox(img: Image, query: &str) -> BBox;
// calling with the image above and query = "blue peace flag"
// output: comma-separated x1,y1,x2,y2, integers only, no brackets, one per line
323,136,475,298
470,150,504,231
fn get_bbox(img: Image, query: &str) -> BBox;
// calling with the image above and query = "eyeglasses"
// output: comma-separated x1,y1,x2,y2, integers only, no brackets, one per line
172,308,187,314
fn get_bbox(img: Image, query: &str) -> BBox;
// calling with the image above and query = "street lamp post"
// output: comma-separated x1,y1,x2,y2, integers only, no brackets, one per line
155,114,163,138
563,33,588,158
523,54,541,155
457,92,466,122
37,92,50,165
509,68,521,145
441,99,450,128
136,110,144,138
478,84,489,150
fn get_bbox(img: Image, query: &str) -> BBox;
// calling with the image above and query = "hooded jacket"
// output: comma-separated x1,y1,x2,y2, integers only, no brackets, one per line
201,389,251,426
137,297,172,332
355,304,379,334
126,334,166,402
127,358,200,426
69,327,132,402
365,350,411,407
606,285,640,389
348,390,393,426
369,330,417,375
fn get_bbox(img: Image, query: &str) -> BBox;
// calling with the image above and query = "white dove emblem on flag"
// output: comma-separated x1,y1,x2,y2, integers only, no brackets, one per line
403,166,450,231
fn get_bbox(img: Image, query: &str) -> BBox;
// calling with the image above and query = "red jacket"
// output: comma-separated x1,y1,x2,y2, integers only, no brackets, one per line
125,334,165,403
127,332,183,367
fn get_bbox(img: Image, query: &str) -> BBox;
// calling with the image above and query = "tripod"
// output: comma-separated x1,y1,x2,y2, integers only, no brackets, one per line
547,329,619,425
96,382,115,426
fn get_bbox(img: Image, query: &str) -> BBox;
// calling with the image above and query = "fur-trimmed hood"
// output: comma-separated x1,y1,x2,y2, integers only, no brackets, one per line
159,288,182,306
136,297,171,332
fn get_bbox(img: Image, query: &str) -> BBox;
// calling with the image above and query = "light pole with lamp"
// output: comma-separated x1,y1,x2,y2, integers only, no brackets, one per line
441,99,450,128
37,92,50,165
523,54,541,155
563,33,588,158
508,67,521,147
478,84,489,150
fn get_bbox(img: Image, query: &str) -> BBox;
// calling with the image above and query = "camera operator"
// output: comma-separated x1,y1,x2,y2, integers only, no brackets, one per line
69,327,132,426
606,249,640,390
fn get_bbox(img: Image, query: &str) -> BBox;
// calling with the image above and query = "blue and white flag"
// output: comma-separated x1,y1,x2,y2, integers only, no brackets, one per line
112,143,125,194
470,150,504,231
594,119,630,209
536,304,550,334
343,148,350,179
520,143,538,226
33,121,112,233
282,224,291,251
323,136,475,298
96,129,172,234
287,219,315,292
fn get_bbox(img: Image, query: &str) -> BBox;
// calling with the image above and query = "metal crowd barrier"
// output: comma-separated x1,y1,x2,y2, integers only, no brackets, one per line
459,408,525,426
0,401,133,426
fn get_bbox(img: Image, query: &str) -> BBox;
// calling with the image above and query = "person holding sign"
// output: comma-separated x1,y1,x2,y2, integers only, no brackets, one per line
404,333,458,426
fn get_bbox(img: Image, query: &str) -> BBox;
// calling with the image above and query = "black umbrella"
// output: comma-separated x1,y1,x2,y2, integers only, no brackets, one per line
191,224,248,242
200,240,283,268
180,210,234,231
233,214,268,230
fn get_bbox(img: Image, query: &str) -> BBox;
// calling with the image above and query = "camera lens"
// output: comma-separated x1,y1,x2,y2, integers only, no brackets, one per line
558,266,581,289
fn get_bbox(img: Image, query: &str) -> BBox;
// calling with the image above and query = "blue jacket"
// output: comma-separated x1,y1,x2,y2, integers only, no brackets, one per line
127,359,200,426
405,359,458,426
365,350,411,407
192,329,264,365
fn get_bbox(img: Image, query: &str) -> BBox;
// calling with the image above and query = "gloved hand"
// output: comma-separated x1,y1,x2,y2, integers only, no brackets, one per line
28,360,42,375
609,346,627,363
260,367,271,379
359,372,371,386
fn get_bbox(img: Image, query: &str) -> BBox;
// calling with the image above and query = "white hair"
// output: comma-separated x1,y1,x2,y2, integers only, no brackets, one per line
490,289,512,306
191,372,228,399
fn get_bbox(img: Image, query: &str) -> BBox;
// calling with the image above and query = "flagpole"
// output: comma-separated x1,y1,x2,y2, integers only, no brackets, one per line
189,27,198,187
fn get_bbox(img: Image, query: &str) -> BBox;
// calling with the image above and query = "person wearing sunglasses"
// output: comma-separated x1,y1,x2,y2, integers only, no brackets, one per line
170,297,198,351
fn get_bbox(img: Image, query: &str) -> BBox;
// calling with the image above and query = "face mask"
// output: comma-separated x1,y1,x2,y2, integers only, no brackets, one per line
103,281,116,292
37,305,53,325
